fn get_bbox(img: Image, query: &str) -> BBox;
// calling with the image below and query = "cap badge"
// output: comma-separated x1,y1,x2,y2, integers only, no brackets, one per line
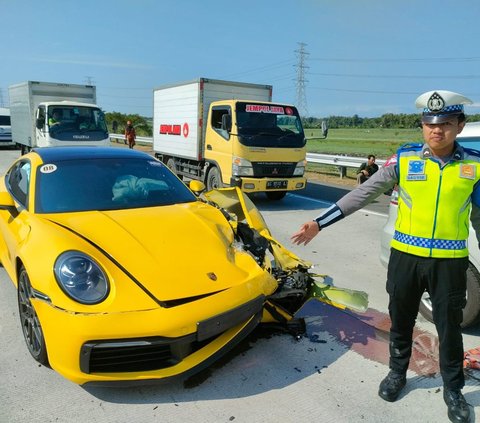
427,92,445,111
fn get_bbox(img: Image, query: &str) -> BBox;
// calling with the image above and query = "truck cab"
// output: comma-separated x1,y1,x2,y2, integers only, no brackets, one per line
34,102,109,150
205,100,307,199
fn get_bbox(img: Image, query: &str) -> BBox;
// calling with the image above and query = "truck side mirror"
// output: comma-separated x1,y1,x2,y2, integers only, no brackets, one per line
36,118,44,130
221,114,232,132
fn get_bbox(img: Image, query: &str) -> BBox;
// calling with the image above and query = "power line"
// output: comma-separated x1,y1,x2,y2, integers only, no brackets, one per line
309,56,480,63
308,71,480,80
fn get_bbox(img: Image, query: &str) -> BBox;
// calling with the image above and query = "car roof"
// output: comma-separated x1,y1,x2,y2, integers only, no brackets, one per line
458,122,480,139
33,146,151,162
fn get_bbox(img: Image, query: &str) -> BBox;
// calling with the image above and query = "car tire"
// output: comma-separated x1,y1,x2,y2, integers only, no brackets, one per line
419,262,480,328
206,167,222,191
166,158,177,174
265,191,287,201
17,266,49,366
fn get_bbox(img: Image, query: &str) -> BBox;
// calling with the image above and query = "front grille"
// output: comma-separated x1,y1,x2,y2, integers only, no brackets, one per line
80,335,196,373
80,296,265,374
252,162,296,177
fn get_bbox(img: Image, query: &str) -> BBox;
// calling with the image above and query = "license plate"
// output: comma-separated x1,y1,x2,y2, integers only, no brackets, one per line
266,180,288,189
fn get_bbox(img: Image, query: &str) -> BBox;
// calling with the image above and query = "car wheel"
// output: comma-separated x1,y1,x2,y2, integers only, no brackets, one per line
265,191,287,201
17,266,49,366
419,262,480,328
206,167,222,191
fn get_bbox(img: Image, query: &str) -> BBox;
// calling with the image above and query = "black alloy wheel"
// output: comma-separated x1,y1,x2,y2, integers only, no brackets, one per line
17,266,49,366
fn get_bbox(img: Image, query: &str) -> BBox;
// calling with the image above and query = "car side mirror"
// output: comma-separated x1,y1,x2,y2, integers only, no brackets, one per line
221,114,232,132
189,180,205,195
36,118,44,130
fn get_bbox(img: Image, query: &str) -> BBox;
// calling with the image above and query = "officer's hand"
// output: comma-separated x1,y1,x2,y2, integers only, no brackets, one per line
291,221,320,246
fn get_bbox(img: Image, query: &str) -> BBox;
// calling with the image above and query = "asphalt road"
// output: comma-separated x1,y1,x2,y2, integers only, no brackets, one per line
0,147,479,423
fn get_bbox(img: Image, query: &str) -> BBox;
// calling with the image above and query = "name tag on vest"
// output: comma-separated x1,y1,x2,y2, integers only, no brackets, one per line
407,160,427,181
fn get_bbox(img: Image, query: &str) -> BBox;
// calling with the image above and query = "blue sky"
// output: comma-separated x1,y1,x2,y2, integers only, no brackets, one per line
2,0,480,118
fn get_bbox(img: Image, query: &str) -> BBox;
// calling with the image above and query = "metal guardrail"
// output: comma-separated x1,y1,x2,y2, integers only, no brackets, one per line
109,133,385,178
307,153,386,178
110,133,153,144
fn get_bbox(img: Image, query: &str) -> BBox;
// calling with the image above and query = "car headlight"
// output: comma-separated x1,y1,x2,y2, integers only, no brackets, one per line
293,159,306,176
232,156,253,176
54,251,109,304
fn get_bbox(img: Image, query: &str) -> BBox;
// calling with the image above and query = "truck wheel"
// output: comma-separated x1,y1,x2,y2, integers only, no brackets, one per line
206,167,222,191
419,262,480,328
166,158,177,174
266,191,287,201
20,145,30,155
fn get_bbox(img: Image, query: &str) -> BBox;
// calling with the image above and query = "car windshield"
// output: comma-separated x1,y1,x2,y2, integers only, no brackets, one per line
35,158,197,213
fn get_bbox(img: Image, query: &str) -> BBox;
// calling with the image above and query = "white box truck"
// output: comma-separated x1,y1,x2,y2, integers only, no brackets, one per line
0,107,14,147
9,81,110,154
153,78,307,200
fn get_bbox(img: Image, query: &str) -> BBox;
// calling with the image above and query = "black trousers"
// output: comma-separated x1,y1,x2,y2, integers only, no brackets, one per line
386,248,468,389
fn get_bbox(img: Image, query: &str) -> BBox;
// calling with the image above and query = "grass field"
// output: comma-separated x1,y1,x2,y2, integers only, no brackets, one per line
305,127,423,158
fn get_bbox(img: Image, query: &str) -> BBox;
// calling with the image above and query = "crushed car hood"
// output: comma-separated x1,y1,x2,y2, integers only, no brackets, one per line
46,201,267,301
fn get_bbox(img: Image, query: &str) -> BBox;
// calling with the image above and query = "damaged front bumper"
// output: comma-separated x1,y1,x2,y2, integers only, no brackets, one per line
202,187,369,322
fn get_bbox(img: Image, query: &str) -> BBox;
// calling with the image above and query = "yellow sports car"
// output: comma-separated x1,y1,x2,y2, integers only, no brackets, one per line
0,147,367,386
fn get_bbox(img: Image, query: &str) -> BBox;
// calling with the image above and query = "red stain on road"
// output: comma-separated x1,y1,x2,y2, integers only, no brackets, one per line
304,302,439,376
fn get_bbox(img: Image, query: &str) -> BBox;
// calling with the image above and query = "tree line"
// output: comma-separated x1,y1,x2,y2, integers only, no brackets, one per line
303,113,480,129
104,111,480,134
104,112,153,136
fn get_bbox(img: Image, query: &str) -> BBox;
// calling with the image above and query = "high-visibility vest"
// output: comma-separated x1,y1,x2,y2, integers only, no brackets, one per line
392,143,480,258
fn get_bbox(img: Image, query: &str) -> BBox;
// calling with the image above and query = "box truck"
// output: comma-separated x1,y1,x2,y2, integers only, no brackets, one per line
153,78,307,200
9,81,110,154
0,107,14,147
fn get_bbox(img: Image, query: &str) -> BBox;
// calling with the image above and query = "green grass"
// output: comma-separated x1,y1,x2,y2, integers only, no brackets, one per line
305,128,424,159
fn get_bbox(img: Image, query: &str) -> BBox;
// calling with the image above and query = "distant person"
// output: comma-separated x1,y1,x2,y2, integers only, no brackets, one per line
291,90,477,423
48,110,62,127
125,120,136,149
321,120,329,138
356,154,378,184
112,120,118,133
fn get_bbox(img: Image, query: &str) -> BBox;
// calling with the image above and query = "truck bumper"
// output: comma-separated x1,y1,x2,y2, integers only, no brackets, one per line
230,176,306,193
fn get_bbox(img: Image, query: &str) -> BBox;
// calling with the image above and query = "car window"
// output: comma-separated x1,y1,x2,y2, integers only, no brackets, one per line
35,158,197,213
6,160,31,208
457,136,480,152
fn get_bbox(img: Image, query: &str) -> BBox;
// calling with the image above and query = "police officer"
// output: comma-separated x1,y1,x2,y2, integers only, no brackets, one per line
291,90,478,423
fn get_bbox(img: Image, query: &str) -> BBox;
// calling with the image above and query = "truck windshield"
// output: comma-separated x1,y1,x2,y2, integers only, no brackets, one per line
0,115,11,125
235,102,305,148
48,106,108,141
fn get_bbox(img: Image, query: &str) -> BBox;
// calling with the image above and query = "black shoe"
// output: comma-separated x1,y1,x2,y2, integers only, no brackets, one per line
443,389,470,423
378,370,406,402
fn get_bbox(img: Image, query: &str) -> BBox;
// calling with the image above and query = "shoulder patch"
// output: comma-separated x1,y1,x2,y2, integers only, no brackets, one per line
398,142,423,153
384,154,397,167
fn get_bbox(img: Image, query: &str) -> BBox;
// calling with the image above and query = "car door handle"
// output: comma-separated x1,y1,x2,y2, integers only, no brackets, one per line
206,144,212,150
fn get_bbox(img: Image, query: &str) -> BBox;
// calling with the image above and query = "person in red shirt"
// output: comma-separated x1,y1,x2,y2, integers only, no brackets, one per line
124,120,136,149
